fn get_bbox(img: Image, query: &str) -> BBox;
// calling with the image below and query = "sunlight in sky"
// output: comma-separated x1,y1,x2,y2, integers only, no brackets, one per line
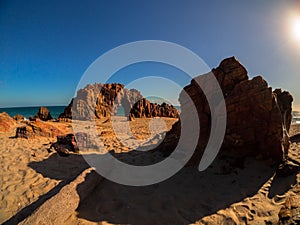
1,1,300,108
293,17,300,40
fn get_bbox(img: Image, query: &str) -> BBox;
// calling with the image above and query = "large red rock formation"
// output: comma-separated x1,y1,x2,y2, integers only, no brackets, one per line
59,83,143,120
0,112,16,132
129,98,179,120
162,57,293,165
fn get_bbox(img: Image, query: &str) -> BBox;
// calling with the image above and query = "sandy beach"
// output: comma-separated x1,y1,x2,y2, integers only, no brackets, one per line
0,117,177,224
0,118,299,225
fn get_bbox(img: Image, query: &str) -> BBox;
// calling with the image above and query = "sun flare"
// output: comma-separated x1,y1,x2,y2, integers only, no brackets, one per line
293,18,300,40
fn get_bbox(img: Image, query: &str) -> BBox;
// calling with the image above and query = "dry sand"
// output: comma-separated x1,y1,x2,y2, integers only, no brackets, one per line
0,119,299,224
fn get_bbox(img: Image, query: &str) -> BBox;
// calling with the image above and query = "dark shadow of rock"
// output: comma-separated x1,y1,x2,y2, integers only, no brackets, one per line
290,134,300,143
268,174,297,199
5,147,298,225
2,153,91,225
74,152,278,225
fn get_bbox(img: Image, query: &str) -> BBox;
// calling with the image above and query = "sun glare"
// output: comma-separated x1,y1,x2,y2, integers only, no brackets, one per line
293,18,300,40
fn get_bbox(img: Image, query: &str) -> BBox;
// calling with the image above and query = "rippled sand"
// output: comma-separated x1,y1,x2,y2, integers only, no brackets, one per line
0,117,177,224
1,120,299,225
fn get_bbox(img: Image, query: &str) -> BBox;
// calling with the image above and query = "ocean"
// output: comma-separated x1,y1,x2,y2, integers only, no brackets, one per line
2,106,297,123
292,111,300,124
0,105,181,119
0,106,66,119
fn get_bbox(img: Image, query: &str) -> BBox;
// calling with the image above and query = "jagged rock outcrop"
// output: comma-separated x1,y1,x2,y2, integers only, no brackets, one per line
30,107,53,121
161,57,293,165
50,134,79,156
13,114,25,121
0,112,16,132
50,132,97,156
129,98,179,120
59,83,143,120
15,121,64,138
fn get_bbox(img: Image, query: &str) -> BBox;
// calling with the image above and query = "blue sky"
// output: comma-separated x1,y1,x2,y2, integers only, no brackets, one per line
0,0,300,109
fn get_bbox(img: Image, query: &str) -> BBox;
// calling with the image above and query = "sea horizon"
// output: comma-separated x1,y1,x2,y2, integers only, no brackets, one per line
0,104,182,119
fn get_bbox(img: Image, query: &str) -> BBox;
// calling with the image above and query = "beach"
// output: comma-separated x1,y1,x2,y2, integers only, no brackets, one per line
0,118,299,224
0,117,177,224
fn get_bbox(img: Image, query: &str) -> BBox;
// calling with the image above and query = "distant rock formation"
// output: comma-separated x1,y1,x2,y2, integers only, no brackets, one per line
30,107,53,121
0,112,16,132
161,57,293,165
129,98,179,120
13,114,25,121
15,121,64,138
59,83,143,120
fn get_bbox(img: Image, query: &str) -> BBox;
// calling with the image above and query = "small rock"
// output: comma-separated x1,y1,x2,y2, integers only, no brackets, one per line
13,114,25,121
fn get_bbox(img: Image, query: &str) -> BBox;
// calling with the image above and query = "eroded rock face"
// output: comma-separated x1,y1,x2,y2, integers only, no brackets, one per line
30,107,53,121
15,121,64,138
129,98,179,120
0,112,16,132
59,83,143,120
162,57,293,165
13,114,26,121
50,132,97,156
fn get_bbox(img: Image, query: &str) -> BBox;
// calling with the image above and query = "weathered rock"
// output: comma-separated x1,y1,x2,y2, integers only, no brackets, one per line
13,114,25,121
278,194,300,225
33,107,53,121
129,98,179,120
58,99,73,121
0,112,16,132
161,57,293,165
15,121,64,138
50,132,97,155
59,83,143,120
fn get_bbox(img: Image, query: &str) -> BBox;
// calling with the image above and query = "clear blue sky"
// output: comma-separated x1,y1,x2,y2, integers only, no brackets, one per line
0,0,300,109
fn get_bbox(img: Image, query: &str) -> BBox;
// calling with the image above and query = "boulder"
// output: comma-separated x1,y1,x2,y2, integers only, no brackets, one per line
0,112,16,132
129,98,179,120
15,121,64,138
278,194,300,225
50,132,97,156
33,107,53,121
161,57,293,165
59,83,143,120
13,114,25,121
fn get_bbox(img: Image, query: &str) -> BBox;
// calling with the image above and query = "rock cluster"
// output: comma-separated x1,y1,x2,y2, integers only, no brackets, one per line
50,132,96,156
278,194,300,225
0,112,16,132
30,107,53,121
129,98,179,120
161,57,293,165
59,83,143,120
15,121,64,138
13,114,25,121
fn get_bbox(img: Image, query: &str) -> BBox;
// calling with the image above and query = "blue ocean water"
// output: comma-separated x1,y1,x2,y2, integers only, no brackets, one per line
292,111,300,124
1,106,297,123
0,106,66,119
0,105,182,119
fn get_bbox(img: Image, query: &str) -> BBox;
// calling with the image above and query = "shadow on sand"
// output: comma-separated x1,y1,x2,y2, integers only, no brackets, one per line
3,146,299,225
